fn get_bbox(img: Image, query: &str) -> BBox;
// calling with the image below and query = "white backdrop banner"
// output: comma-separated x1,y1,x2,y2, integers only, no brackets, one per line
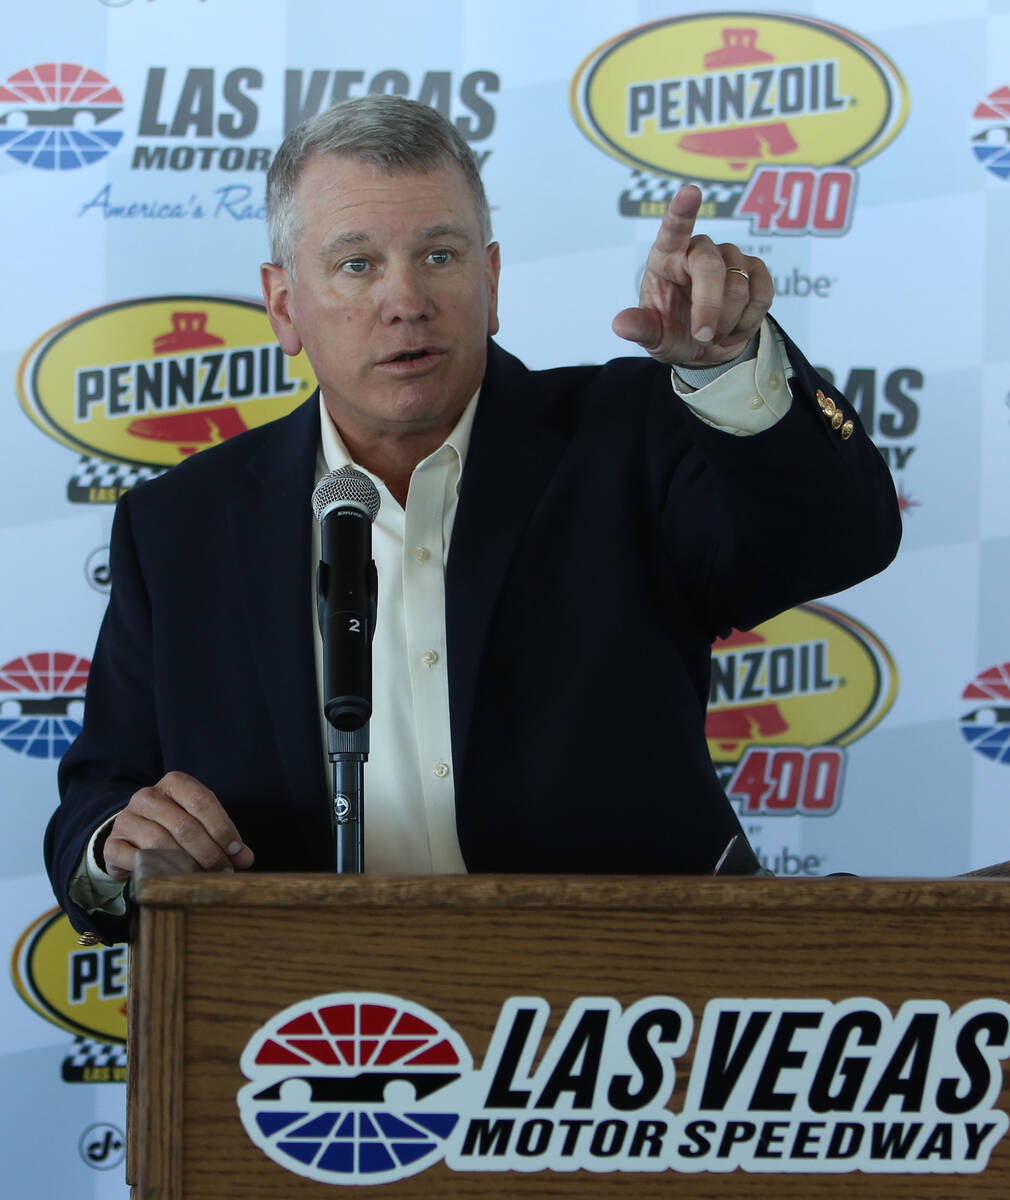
3,1,1010,1194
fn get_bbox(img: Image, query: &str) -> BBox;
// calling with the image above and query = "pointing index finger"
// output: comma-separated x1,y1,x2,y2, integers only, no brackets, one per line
651,184,704,256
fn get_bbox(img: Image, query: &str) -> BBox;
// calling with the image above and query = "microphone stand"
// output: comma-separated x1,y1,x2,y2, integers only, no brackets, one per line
328,723,367,874
324,549,376,873
313,464,380,876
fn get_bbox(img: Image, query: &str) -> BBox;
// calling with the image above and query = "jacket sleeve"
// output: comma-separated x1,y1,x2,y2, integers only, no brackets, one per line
45,491,162,944
651,318,901,639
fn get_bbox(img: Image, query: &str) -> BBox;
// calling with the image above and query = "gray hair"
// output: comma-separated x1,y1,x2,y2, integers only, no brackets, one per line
266,94,492,271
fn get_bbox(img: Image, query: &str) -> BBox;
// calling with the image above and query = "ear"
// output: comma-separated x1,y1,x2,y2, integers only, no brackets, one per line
260,262,304,356
484,241,501,337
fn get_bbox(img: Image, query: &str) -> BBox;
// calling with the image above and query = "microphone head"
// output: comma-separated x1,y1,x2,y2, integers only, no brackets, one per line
312,466,381,523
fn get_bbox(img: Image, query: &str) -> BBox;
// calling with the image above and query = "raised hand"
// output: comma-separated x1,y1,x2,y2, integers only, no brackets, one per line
612,184,774,366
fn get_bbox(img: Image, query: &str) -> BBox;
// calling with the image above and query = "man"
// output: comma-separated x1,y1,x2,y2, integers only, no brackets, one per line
45,96,901,943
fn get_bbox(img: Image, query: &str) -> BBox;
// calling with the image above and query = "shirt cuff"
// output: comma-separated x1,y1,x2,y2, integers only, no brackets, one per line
671,319,793,435
68,813,128,916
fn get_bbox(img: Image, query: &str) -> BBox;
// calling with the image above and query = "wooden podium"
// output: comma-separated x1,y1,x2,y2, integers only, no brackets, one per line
128,854,1010,1199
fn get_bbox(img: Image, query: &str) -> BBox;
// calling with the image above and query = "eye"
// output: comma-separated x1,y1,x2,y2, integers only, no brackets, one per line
426,249,453,265
339,258,370,275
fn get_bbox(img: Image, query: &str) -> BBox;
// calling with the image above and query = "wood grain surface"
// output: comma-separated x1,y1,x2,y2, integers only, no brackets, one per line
130,859,1010,1199
135,905,184,1198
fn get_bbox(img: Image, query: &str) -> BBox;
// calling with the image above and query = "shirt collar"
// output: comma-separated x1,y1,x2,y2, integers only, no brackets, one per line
318,388,481,485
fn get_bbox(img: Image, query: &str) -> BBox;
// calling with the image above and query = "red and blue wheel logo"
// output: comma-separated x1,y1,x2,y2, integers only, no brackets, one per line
238,993,471,1185
0,63,123,170
960,662,1010,765
0,652,89,759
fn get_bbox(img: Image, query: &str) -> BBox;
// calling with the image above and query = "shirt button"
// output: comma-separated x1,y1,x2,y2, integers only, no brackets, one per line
413,546,430,562
768,374,781,389
433,762,450,779
421,649,439,668
748,394,764,410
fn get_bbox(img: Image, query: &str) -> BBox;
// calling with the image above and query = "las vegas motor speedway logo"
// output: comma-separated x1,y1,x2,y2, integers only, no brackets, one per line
959,661,1010,766
238,991,1010,1184
0,651,89,759
0,63,123,170
970,86,1010,181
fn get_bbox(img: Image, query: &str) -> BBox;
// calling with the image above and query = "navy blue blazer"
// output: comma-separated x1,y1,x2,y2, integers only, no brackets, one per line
46,333,901,941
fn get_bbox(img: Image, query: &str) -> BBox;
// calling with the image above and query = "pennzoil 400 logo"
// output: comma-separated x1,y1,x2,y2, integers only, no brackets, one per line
707,603,897,817
17,295,316,503
11,908,127,1083
571,12,908,234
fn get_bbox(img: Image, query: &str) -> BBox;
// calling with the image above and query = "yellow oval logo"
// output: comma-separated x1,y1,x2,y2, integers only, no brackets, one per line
17,296,316,468
10,908,127,1044
706,602,897,766
571,13,908,183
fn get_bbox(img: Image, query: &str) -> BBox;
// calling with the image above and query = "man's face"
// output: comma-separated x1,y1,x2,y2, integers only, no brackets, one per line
262,155,500,444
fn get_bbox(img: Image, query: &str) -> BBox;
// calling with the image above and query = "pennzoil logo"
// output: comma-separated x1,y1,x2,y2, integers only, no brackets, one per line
706,603,897,816
17,295,316,504
570,13,908,233
11,909,128,1082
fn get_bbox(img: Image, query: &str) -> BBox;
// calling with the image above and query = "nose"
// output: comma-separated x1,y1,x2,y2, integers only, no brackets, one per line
379,263,434,324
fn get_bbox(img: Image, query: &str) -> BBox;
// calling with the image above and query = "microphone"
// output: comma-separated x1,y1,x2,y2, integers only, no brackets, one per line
311,466,380,734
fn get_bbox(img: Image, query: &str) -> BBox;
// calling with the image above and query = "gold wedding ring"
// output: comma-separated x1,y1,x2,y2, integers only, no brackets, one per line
726,267,750,281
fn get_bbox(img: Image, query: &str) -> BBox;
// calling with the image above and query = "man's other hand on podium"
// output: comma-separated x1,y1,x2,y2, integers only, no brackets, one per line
101,770,255,882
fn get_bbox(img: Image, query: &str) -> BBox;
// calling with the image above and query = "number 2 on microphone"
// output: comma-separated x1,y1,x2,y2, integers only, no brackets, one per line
348,618,361,633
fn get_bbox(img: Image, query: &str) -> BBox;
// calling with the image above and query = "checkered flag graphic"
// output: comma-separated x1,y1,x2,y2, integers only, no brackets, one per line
67,456,168,503
61,1036,127,1082
619,171,744,219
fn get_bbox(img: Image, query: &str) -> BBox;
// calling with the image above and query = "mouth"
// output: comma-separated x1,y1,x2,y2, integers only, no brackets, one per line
377,346,446,371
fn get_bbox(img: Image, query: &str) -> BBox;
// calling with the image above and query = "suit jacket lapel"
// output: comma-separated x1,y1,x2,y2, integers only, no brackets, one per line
231,395,328,808
225,355,569,812
446,341,569,775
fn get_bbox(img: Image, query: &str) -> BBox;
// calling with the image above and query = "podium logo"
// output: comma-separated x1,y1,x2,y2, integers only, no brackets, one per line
571,13,908,232
238,994,470,1184
11,908,128,1083
0,651,89,759
0,62,124,169
239,992,1010,1181
17,296,317,503
706,604,897,816
959,662,1010,766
